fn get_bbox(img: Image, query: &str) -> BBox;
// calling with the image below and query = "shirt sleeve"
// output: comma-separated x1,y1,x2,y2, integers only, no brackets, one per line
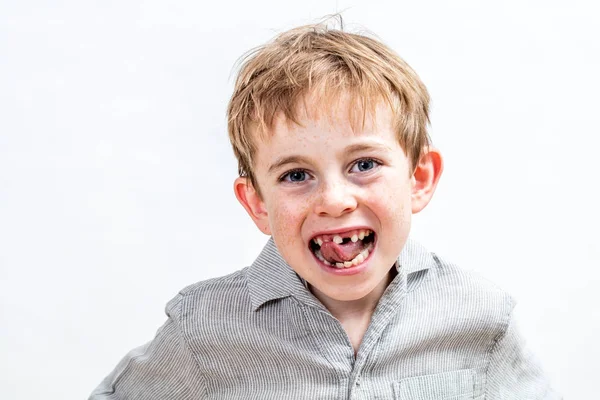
89,295,206,400
485,308,561,400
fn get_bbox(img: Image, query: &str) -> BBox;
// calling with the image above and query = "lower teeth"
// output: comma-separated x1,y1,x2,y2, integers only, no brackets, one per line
315,244,373,269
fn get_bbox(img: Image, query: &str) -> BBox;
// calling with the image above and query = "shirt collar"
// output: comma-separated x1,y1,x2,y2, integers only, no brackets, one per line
246,237,434,311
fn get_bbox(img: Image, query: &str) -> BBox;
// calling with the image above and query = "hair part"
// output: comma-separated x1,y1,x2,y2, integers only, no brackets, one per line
227,17,431,195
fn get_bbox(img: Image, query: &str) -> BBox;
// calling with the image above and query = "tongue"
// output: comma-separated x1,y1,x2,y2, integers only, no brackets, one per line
320,241,365,263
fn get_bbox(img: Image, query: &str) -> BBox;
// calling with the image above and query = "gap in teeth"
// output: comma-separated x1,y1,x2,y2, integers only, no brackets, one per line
314,229,372,247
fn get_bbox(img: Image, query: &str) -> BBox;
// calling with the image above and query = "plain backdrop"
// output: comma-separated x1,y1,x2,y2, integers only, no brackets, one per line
1,1,598,398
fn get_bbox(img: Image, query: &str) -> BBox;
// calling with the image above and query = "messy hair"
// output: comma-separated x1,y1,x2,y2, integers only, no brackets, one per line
227,17,431,193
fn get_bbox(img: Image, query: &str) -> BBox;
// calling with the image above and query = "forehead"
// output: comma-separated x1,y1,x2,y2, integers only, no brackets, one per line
264,96,396,146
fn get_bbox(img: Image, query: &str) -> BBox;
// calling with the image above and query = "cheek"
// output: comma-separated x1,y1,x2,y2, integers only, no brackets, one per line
268,193,312,247
365,179,412,232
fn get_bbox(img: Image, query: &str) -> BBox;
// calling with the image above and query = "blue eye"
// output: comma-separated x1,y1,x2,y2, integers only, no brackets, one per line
351,159,379,173
282,170,307,182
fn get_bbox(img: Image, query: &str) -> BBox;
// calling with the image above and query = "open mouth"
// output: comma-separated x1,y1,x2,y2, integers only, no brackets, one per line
309,229,376,269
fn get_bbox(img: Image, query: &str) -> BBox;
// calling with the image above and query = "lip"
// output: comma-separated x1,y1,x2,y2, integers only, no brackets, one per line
308,229,377,276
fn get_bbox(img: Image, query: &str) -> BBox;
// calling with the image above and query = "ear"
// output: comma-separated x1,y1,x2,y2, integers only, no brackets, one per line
234,177,271,235
411,148,443,214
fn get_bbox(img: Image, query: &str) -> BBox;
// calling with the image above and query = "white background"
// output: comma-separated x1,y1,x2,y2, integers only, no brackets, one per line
1,1,598,398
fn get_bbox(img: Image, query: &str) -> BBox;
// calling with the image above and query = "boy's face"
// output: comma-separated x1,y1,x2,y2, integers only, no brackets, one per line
235,98,441,303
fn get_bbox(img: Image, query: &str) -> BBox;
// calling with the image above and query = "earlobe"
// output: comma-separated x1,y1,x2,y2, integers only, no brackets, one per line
411,148,443,214
233,177,271,235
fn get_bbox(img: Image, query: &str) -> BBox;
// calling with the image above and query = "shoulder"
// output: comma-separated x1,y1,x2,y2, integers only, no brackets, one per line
411,248,516,335
432,251,514,304
179,267,249,297
164,268,252,323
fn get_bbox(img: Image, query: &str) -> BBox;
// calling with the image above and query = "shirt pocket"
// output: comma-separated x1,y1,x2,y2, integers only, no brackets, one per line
392,369,477,400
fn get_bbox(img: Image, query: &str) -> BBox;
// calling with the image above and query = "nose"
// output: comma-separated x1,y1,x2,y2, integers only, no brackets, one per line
313,178,358,218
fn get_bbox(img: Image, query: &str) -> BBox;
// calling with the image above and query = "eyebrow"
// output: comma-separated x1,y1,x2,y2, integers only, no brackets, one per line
268,155,313,175
344,142,393,155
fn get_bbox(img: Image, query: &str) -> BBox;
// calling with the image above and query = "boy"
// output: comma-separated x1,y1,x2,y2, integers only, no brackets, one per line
90,21,559,399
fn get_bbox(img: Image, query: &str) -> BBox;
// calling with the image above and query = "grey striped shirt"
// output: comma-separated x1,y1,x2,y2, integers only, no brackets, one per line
90,238,559,399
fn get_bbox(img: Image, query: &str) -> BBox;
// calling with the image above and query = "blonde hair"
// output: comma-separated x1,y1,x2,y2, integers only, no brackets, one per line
227,18,431,192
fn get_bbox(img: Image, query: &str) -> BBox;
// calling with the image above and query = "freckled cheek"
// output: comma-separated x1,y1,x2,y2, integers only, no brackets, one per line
363,185,411,228
268,194,312,247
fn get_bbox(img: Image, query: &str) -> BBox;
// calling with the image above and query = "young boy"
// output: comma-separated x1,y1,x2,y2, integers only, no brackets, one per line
90,22,559,399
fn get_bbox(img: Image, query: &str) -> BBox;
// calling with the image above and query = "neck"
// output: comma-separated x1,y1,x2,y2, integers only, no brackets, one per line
310,266,397,321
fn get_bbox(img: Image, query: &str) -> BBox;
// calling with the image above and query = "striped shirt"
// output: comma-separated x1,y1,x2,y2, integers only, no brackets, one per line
90,238,560,399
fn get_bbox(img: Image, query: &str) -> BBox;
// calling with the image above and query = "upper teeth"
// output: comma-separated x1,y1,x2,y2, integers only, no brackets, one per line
313,229,372,246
